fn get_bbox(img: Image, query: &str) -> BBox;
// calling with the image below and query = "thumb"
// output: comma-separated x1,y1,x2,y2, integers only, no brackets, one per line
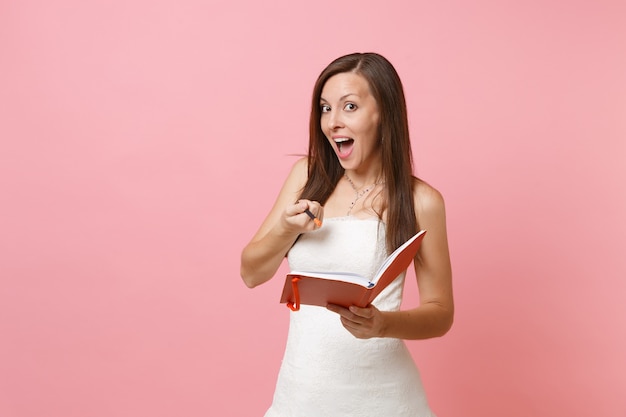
286,200,308,216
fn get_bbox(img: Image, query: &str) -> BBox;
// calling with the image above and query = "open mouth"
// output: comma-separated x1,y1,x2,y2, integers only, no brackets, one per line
335,138,354,155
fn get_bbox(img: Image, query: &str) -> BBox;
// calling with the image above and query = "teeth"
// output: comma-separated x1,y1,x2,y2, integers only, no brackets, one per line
334,138,352,153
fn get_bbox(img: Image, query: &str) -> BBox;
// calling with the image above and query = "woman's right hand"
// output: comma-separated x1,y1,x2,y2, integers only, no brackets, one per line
281,199,324,234
241,158,316,288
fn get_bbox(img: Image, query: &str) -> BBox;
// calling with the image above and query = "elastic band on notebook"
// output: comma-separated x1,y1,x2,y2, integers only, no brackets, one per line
286,277,301,311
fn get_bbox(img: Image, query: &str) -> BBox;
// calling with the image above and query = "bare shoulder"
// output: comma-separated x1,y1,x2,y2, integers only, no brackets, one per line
413,178,446,217
248,157,309,242
270,156,309,208
291,156,309,178
284,157,309,192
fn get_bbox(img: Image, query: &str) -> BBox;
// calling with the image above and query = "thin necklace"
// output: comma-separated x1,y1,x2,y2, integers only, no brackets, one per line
344,173,383,216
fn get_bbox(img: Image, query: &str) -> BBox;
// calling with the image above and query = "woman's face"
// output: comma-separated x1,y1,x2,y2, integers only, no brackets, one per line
320,72,381,174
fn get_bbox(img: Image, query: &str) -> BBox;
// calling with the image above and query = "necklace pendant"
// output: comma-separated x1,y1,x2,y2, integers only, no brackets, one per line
344,172,384,216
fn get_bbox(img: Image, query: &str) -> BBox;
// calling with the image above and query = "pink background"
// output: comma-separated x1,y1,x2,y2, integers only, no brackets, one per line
1,1,625,416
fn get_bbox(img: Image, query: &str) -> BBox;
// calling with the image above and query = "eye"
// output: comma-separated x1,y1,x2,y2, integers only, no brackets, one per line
320,104,331,113
344,102,357,111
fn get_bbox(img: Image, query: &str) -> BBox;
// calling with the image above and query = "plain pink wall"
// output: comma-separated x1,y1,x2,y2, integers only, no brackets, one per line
1,1,625,416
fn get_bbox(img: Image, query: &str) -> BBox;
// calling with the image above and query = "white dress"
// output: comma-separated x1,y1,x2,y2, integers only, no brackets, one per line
264,217,435,417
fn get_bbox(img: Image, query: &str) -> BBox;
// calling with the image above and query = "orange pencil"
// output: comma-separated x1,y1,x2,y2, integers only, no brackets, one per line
304,209,322,227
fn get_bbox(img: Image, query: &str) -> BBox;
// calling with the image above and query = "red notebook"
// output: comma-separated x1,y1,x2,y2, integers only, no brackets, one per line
280,230,426,311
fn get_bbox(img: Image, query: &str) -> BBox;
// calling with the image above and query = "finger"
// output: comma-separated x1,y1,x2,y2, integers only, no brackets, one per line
340,317,371,339
348,305,374,319
286,200,309,216
289,200,323,228
326,304,350,315
328,304,363,322
340,316,360,329
303,208,322,228
302,201,323,226
328,305,364,325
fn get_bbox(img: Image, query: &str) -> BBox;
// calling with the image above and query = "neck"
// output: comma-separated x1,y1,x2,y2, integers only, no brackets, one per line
344,170,383,190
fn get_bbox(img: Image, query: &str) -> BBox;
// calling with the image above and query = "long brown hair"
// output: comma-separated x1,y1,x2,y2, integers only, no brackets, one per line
298,52,418,253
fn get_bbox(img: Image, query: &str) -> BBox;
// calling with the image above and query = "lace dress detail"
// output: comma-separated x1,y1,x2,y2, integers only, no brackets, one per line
264,217,435,417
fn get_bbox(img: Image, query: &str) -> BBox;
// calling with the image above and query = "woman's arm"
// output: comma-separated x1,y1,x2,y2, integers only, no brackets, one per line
240,158,323,288
327,180,454,339
381,181,454,338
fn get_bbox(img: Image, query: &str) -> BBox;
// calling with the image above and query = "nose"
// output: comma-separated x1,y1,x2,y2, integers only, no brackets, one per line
326,110,343,131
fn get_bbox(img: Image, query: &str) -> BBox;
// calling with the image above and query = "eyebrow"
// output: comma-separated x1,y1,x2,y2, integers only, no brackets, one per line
320,93,359,103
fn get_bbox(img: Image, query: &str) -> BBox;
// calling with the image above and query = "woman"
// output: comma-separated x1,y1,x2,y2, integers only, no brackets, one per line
241,52,454,417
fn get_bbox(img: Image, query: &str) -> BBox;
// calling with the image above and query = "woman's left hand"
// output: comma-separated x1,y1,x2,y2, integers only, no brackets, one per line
326,304,386,339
